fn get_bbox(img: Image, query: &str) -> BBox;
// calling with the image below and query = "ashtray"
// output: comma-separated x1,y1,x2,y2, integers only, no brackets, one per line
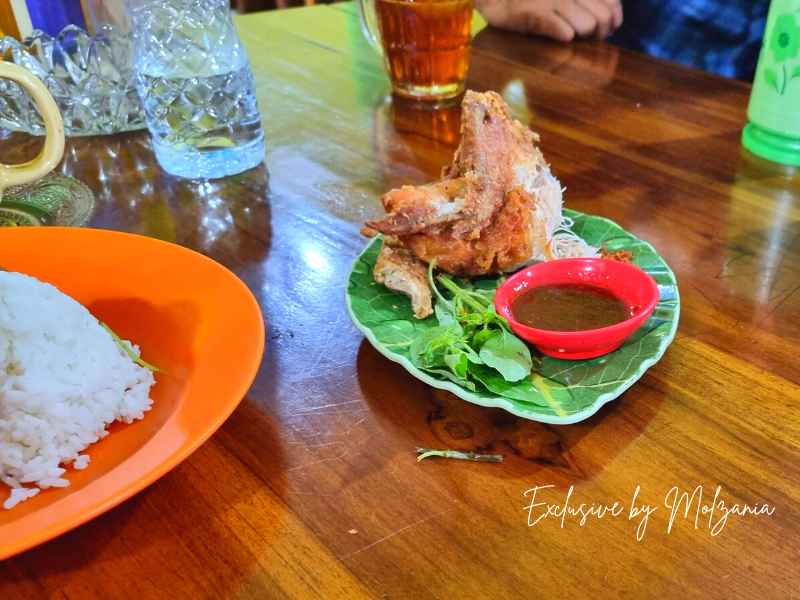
0,174,95,226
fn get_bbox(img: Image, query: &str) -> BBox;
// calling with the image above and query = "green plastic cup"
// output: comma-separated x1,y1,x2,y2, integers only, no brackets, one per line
742,1,800,166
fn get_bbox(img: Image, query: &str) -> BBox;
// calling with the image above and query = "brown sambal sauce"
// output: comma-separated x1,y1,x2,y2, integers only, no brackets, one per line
510,283,632,331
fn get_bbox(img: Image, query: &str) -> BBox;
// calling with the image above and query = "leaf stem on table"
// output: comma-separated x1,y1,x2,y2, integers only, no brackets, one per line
416,447,504,463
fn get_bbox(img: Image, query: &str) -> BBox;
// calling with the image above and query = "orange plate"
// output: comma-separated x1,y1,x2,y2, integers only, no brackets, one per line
0,228,265,560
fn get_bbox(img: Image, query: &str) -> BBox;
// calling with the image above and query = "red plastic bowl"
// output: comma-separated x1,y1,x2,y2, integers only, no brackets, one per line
494,258,660,360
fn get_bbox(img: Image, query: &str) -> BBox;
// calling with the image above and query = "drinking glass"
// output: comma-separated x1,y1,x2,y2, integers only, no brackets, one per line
127,0,265,179
359,0,474,101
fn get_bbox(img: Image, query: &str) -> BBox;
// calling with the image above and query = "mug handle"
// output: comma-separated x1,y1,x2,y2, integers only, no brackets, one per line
358,0,384,56
0,62,65,197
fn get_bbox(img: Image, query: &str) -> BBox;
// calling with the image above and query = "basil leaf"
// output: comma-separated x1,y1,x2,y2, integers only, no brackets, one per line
471,326,495,349
409,325,454,369
478,329,532,382
459,342,484,365
434,302,458,328
444,349,469,379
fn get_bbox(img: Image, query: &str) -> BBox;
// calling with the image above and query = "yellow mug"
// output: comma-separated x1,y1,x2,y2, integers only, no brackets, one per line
0,62,65,199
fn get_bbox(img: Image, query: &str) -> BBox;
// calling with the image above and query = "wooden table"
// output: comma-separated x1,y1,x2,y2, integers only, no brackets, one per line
2,3,799,598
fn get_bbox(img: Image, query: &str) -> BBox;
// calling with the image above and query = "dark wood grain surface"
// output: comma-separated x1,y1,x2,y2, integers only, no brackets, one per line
1,3,799,598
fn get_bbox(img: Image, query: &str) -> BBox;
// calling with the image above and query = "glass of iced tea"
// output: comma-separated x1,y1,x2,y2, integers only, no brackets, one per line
359,0,474,101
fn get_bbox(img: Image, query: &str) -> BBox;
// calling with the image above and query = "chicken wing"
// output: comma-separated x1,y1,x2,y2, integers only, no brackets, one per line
368,91,544,240
366,178,466,236
366,90,575,316
399,187,539,276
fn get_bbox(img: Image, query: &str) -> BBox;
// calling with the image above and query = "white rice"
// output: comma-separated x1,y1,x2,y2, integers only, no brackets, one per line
0,271,155,509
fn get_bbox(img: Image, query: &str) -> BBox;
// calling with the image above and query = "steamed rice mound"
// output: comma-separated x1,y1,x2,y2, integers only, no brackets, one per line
0,272,155,509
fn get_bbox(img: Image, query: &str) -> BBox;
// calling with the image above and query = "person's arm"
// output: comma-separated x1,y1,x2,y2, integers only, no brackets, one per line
475,0,623,42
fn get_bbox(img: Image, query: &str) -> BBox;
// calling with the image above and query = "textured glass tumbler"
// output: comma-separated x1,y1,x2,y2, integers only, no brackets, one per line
0,23,143,136
359,0,474,101
128,0,265,179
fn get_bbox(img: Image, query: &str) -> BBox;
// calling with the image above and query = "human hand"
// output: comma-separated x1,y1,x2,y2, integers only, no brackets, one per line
475,0,623,42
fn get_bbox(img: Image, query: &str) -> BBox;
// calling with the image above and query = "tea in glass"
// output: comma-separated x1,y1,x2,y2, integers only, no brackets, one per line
361,0,474,101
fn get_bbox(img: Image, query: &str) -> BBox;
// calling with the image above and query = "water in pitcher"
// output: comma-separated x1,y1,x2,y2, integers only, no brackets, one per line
138,66,263,178
375,0,473,100
130,0,264,179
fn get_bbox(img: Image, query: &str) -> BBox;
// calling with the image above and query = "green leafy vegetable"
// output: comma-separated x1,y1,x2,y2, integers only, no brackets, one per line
478,328,532,382
101,323,160,372
404,261,532,388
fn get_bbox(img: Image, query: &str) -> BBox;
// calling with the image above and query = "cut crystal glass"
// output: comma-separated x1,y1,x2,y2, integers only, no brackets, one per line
0,25,144,137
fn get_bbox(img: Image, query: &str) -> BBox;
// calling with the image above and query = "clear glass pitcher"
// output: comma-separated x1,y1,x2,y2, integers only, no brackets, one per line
128,0,265,179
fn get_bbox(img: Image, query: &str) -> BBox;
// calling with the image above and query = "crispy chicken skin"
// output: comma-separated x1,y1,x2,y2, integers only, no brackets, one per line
400,187,537,276
366,90,549,243
366,90,565,313
443,91,545,239
370,178,466,236
373,244,433,318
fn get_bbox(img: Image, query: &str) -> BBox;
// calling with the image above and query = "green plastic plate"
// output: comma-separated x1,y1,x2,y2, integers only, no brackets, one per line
346,210,680,424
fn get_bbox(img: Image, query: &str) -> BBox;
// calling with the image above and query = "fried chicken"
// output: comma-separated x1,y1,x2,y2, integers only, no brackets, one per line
368,178,466,236
442,91,547,240
400,187,539,275
373,243,433,319
365,90,569,315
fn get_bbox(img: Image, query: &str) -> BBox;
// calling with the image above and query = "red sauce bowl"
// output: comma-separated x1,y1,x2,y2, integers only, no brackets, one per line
494,258,660,360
